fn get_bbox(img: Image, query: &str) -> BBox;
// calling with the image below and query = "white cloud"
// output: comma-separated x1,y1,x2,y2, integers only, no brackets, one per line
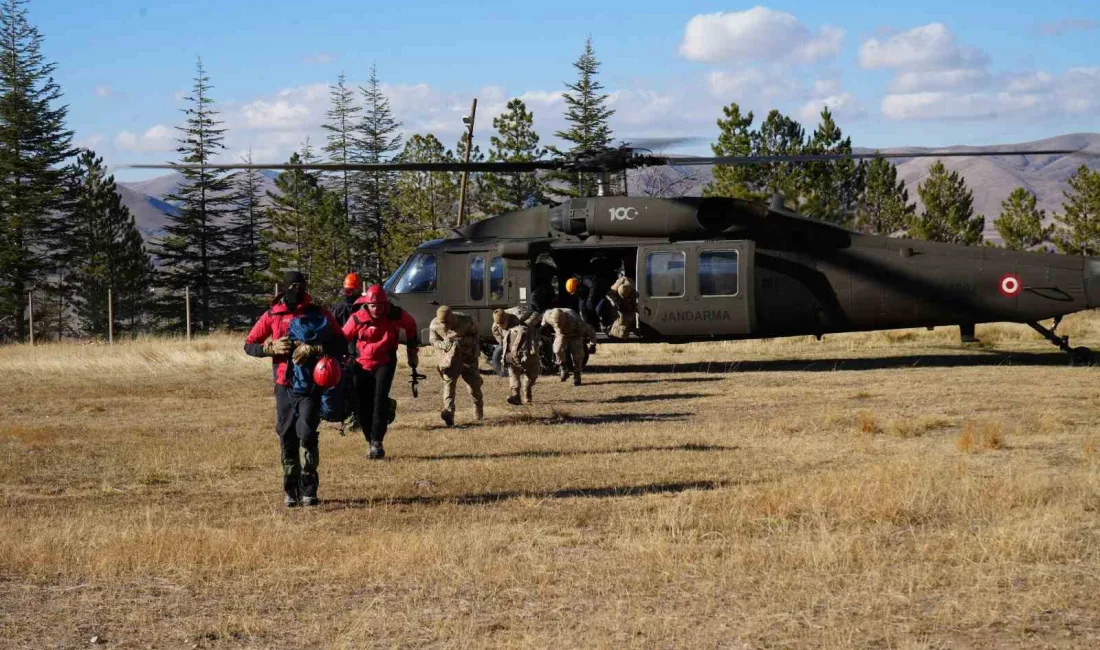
888,68,990,93
77,133,107,150
812,79,842,96
679,7,843,64
1036,19,1098,36
95,85,111,98
798,92,865,123
859,23,989,71
1004,71,1056,93
240,99,311,130
707,68,802,101
881,66,1100,121
116,124,175,152
302,53,334,65
881,92,1042,120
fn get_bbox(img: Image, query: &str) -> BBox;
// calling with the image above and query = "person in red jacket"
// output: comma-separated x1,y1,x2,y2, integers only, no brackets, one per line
244,271,347,507
342,284,419,459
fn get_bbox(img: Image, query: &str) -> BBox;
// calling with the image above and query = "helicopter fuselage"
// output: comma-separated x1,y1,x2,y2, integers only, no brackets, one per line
380,196,1100,349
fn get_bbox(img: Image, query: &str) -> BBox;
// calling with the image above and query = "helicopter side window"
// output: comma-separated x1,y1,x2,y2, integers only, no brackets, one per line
393,253,437,294
470,256,485,301
646,250,685,298
699,250,738,297
489,257,505,301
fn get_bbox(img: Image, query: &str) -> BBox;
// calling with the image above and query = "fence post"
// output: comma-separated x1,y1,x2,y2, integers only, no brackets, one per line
27,290,34,346
107,287,114,345
185,286,191,341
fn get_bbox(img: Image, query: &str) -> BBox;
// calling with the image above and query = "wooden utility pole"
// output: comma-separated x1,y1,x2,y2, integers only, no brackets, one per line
456,97,478,228
107,288,114,345
27,290,34,346
185,287,191,341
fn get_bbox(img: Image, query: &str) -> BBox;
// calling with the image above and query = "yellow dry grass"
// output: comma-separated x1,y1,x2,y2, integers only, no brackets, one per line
2,314,1100,648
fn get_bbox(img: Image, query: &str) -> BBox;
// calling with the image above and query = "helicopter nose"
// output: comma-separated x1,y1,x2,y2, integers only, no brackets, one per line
1087,257,1100,309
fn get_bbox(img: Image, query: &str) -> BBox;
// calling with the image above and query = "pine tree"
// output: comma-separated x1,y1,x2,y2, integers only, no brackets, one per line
0,0,75,342
702,103,757,200
265,151,321,282
149,57,237,332
547,37,617,199
354,65,402,281
392,134,458,261
223,149,270,322
910,160,985,245
1052,165,1100,256
799,106,864,224
59,149,152,337
322,72,360,270
994,187,1053,250
754,110,805,207
483,98,547,213
855,156,914,235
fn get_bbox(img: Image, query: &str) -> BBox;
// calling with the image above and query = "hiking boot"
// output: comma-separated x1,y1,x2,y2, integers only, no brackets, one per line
573,376,582,386
368,442,385,460
506,394,522,406
440,410,454,427
559,371,570,382
301,496,319,507
284,495,300,508
475,404,484,421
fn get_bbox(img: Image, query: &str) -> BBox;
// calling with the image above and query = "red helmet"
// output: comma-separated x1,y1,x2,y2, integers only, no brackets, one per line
364,284,388,304
343,273,361,291
313,356,342,389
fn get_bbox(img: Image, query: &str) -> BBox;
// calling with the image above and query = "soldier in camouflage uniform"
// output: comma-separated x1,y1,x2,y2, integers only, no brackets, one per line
606,274,639,339
542,307,596,386
492,306,542,405
429,305,484,426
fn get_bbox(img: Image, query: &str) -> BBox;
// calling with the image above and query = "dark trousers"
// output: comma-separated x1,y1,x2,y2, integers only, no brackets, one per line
355,360,397,446
275,384,321,499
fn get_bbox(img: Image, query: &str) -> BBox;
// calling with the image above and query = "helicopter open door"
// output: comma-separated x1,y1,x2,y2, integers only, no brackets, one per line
636,241,754,339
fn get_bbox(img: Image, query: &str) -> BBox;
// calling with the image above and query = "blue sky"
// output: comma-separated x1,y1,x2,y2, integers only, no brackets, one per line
27,0,1099,181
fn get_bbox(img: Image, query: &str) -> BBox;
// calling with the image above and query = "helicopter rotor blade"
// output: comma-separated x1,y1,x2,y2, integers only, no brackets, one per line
119,160,560,173
658,148,1095,166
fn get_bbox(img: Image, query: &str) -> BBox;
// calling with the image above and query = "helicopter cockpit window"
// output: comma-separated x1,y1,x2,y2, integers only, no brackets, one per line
646,250,685,298
470,256,485,301
699,250,738,297
489,257,505,301
393,253,437,294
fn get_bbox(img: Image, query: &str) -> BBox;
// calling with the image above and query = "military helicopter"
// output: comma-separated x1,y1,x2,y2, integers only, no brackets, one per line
127,143,1100,367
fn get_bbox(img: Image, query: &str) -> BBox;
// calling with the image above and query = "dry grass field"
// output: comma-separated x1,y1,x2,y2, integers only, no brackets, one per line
2,314,1100,649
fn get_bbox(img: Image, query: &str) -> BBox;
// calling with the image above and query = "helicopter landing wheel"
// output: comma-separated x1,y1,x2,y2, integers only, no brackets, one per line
1071,346,1094,366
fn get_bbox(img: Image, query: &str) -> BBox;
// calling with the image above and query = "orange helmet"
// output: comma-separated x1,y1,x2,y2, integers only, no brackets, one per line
343,273,361,291
565,277,580,294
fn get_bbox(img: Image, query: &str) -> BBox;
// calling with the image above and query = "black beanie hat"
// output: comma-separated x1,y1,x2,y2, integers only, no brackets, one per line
282,270,306,288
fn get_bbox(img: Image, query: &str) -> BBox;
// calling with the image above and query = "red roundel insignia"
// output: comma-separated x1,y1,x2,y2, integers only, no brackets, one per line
999,274,1021,297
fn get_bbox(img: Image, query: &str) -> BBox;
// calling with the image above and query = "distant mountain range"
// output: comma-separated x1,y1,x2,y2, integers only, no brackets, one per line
117,134,1099,243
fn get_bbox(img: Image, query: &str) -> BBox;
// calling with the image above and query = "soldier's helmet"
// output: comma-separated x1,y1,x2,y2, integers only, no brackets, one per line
436,305,452,322
617,279,635,299
492,308,505,325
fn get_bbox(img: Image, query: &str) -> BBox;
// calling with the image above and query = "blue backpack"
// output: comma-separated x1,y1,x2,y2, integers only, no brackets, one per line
320,360,355,422
287,307,332,396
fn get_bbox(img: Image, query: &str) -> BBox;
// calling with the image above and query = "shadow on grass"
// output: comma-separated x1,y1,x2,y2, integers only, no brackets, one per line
586,377,726,386
601,392,711,404
493,411,693,427
324,479,730,509
401,442,737,462
587,350,1079,375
